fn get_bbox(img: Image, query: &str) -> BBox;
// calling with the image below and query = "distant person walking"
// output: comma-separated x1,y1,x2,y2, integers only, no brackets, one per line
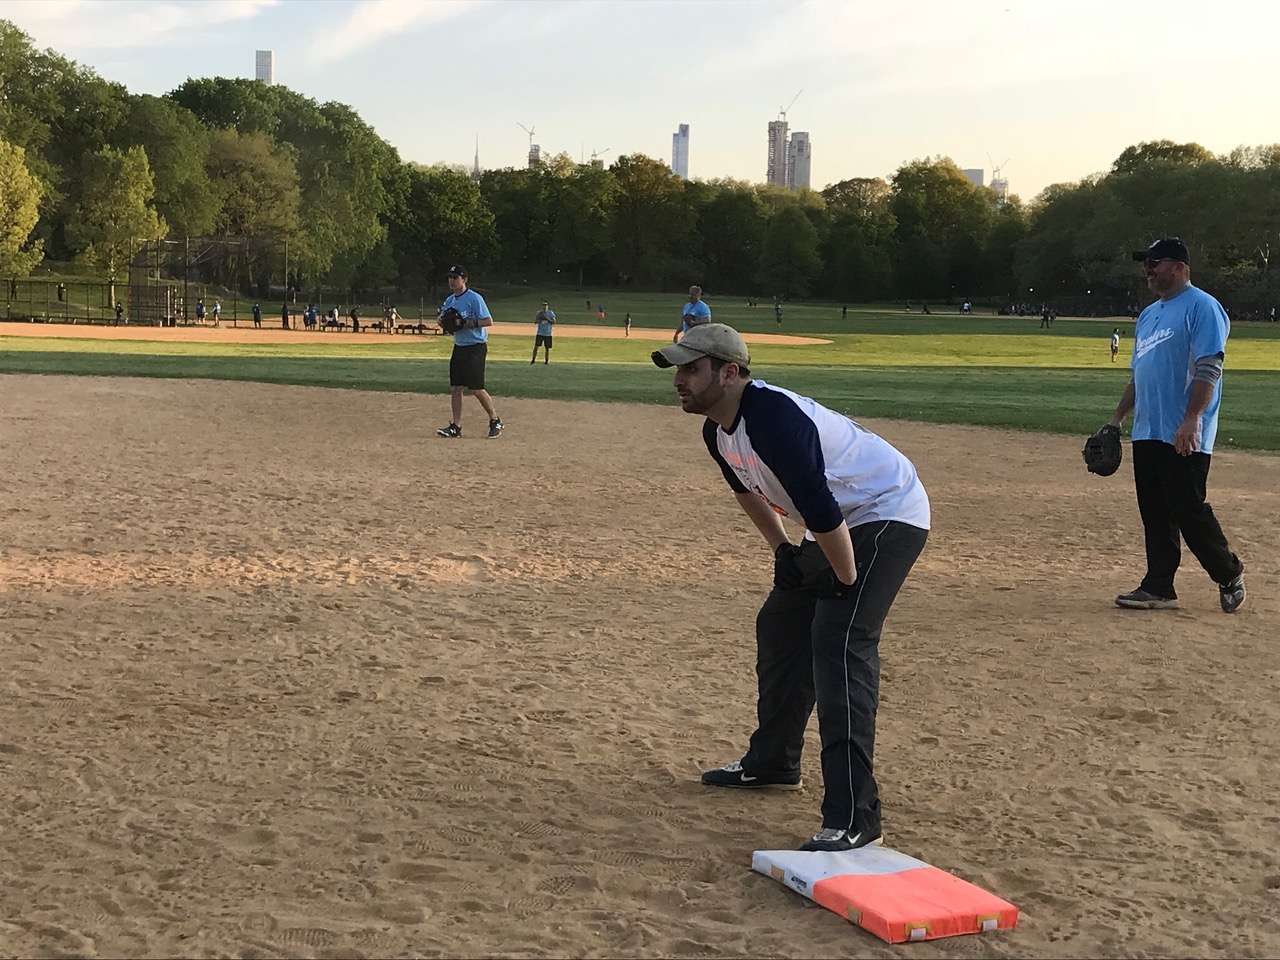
1110,327,1120,363
774,302,783,325
674,285,712,343
196,299,206,324
624,312,632,337
281,303,289,329
532,300,556,364
212,300,222,326
252,302,261,328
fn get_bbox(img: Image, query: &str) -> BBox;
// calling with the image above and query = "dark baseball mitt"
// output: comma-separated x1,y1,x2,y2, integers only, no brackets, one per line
1082,423,1123,476
438,306,464,335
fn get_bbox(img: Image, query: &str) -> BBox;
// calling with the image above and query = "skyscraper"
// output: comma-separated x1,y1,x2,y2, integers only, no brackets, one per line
788,132,812,190
671,123,690,180
767,120,789,187
255,50,274,85
962,168,985,187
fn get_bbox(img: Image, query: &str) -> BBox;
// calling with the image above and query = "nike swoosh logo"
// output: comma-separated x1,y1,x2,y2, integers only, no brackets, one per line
739,774,757,783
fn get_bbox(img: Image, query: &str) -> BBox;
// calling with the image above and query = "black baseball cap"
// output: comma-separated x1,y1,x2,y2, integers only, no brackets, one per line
1132,237,1189,264
447,264,467,278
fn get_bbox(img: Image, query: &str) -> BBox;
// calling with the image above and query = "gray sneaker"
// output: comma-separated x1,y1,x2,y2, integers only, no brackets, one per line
1219,574,1245,613
1115,588,1178,610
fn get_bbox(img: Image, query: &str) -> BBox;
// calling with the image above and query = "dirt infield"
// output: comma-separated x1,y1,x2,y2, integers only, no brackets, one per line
0,319,830,347
1,375,1276,959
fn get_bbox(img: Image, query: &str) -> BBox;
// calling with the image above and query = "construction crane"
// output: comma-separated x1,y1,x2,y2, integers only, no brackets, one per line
518,122,536,147
987,153,1010,181
590,147,610,164
779,89,803,122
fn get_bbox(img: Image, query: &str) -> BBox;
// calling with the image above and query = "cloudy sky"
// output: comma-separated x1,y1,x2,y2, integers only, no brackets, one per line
2,0,1278,201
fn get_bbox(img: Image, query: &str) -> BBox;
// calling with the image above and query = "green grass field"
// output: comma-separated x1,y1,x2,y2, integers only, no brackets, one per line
4,293,1279,451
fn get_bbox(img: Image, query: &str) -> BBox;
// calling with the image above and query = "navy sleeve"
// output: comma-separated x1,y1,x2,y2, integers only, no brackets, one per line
703,418,749,493
741,388,844,532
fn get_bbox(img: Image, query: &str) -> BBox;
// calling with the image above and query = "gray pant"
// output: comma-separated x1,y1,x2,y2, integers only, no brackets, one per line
742,520,928,833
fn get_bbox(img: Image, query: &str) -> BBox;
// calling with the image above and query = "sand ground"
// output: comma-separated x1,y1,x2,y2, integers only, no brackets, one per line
0,373,1277,960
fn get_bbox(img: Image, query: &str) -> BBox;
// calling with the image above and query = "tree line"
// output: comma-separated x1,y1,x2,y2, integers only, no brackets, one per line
3,21,1279,313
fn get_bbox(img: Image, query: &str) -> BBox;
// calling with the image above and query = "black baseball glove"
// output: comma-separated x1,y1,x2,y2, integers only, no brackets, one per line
1082,423,1123,476
438,306,464,335
773,542,804,590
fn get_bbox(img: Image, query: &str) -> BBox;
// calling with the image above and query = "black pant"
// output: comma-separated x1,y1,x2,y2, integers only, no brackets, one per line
1133,440,1242,597
743,521,928,834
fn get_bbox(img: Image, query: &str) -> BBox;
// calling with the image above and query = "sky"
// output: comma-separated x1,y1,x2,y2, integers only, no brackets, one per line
3,0,1279,202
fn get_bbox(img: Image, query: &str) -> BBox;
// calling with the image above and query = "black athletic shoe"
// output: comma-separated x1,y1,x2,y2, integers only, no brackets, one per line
700,760,801,791
1219,574,1245,613
1115,588,1178,610
437,422,462,438
799,826,883,852
487,418,504,439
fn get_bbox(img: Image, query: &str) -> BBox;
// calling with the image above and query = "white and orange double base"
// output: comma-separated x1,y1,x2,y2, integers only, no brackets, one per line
753,845,1018,944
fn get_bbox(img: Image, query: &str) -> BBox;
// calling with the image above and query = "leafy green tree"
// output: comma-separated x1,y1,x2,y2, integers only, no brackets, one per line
0,21,128,257
608,153,693,287
479,166,548,279
822,177,891,217
204,128,302,292
388,163,496,299
893,234,948,299
0,136,43,275
820,213,892,302
168,79,400,285
66,146,165,303
693,180,766,294
1110,140,1215,175
891,157,998,296
119,95,220,236
759,204,822,298
543,156,616,286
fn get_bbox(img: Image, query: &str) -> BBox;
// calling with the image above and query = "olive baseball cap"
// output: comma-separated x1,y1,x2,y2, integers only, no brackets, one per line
1131,237,1189,264
652,323,751,369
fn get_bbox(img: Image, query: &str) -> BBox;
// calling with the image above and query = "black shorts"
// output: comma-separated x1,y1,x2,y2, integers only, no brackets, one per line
535,334,553,349
450,342,488,390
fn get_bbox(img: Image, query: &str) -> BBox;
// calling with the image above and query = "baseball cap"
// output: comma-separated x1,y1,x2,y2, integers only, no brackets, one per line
447,264,467,278
652,323,750,369
1131,237,1189,264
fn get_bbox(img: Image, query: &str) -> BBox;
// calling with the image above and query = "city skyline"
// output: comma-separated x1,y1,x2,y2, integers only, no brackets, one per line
2,0,1278,201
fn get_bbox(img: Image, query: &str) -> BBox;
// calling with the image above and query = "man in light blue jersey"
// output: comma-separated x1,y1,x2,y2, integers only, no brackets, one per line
436,265,503,440
672,285,711,343
531,300,555,364
1105,237,1244,612
653,324,930,853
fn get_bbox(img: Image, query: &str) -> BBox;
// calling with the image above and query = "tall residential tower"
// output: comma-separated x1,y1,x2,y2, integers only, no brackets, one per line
255,50,274,85
671,123,689,179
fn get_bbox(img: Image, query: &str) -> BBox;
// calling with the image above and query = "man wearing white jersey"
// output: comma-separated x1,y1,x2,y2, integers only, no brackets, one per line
652,324,930,853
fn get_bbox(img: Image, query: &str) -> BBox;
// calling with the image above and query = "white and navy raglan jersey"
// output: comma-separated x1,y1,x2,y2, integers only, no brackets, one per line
702,380,930,535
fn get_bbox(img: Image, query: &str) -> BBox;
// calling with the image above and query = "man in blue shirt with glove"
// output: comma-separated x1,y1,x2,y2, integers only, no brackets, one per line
437,265,503,440
1106,238,1244,612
